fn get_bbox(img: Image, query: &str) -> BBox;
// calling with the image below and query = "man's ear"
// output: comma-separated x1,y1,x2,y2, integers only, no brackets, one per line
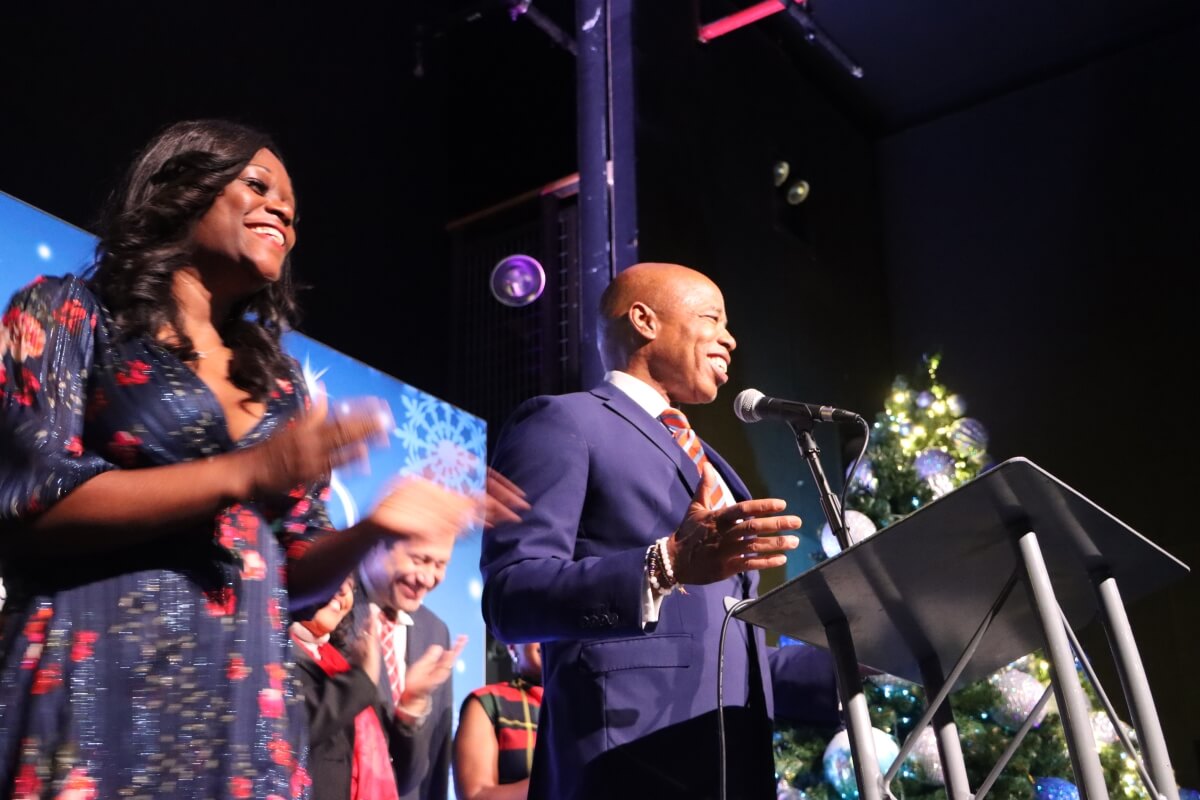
628,301,658,341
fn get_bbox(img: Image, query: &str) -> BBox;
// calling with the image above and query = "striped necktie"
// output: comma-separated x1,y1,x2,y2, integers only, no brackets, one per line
378,609,405,707
659,407,730,509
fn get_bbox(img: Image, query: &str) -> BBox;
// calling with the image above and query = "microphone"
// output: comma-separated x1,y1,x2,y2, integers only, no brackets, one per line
733,388,862,424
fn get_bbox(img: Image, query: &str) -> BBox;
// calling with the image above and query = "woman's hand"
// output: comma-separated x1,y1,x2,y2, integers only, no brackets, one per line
482,468,530,528
363,476,479,543
239,390,390,499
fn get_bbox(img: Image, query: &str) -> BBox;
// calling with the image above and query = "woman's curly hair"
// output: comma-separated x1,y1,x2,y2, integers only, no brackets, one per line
87,119,300,403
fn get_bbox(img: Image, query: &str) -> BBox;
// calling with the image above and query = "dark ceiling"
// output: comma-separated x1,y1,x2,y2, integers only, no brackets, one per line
731,0,1198,132
1,0,1195,388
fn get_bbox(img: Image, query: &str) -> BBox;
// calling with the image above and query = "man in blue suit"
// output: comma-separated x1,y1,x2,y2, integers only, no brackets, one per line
481,262,804,799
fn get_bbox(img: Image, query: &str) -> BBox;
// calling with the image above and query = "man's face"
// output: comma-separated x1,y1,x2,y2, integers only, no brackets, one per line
362,536,453,614
646,273,736,406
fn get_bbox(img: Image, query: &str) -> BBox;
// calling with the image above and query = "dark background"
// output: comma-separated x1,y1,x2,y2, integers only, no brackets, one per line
2,0,1196,781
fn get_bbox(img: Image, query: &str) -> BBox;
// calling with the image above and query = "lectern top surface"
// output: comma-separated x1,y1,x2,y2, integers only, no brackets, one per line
735,458,1189,686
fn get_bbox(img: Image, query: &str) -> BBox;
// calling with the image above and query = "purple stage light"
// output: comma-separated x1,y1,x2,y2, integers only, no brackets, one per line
490,254,546,307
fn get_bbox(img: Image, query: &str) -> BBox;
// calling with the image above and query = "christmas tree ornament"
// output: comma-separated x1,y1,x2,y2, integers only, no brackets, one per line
948,417,989,457
1090,710,1118,747
989,668,1049,730
821,510,879,558
946,393,966,416
913,449,956,497
905,726,944,785
916,391,933,409
823,727,900,799
849,458,878,496
1033,777,1079,800
1178,789,1200,800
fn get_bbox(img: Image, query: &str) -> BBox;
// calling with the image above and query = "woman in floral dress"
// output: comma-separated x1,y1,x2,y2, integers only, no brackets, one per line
0,120,490,799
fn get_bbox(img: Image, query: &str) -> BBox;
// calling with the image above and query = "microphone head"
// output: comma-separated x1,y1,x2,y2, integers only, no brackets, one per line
733,388,765,423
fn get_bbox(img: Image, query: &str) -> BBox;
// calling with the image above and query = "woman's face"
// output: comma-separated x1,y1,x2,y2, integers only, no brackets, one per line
189,147,297,293
305,577,355,637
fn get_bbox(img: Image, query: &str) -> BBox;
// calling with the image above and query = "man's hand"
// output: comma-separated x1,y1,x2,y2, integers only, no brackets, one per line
667,463,801,585
398,634,468,716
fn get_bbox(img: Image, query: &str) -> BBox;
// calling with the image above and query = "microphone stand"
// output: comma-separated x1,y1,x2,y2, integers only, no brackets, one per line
789,419,884,800
788,419,850,550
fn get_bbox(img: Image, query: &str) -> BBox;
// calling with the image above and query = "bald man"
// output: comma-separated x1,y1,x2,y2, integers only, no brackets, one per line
481,264,803,799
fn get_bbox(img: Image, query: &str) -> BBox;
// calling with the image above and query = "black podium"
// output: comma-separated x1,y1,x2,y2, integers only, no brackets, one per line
735,457,1189,800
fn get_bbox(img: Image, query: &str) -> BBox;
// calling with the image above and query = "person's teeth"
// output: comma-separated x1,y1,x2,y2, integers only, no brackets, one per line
251,225,284,245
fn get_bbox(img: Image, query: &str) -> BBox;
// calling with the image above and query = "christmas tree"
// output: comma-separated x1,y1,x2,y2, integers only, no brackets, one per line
773,355,1166,800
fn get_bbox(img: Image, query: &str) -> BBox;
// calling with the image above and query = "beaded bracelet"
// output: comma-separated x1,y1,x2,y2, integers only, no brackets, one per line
645,539,675,596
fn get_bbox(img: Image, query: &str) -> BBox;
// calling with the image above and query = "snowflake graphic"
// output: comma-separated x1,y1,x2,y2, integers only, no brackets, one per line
393,393,486,494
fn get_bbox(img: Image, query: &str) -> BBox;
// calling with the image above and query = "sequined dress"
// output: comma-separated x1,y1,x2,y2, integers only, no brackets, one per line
0,275,326,799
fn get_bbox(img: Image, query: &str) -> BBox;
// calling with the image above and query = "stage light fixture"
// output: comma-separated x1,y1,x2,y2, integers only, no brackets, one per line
490,254,546,307
786,180,811,205
773,161,791,187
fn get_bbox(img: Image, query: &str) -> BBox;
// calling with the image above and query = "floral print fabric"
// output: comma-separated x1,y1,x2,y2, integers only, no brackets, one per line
0,275,329,799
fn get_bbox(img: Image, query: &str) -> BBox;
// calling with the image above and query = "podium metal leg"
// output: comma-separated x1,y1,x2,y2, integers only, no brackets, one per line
918,662,972,800
1095,576,1180,800
826,618,884,800
1017,531,1108,800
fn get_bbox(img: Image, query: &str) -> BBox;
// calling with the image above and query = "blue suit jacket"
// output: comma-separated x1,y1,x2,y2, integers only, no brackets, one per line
481,384,776,799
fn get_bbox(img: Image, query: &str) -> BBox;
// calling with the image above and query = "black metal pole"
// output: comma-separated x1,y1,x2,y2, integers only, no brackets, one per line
791,423,849,549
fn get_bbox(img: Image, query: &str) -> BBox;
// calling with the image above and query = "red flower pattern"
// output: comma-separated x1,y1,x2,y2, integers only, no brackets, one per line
268,735,295,768
2,307,47,360
107,431,143,467
31,663,63,694
258,687,285,719
204,586,237,617
53,299,89,334
290,765,312,799
114,359,151,386
64,436,84,457
69,631,99,662
229,776,253,799
226,654,251,681
10,366,41,406
57,766,99,800
12,761,40,799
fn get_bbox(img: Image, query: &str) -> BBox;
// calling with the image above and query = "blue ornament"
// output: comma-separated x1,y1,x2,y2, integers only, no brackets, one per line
948,417,989,457
1178,789,1200,800
823,728,900,799
1034,777,1079,800
915,391,934,409
849,458,878,495
913,449,956,497
913,449,954,480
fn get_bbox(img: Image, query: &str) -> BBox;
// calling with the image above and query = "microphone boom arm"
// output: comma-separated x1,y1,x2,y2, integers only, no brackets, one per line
789,419,850,550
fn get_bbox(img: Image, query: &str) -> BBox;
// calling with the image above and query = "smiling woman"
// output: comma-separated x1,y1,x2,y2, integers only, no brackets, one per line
0,120,499,799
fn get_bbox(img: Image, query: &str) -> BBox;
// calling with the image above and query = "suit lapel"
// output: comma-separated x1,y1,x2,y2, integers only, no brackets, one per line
592,384,701,495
